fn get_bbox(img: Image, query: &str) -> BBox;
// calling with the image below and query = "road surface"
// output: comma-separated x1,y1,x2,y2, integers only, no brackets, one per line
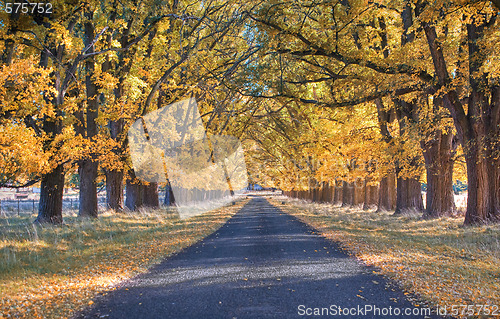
76,197,440,318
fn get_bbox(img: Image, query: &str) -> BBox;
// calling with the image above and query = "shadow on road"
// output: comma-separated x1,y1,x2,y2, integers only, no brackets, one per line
76,197,441,319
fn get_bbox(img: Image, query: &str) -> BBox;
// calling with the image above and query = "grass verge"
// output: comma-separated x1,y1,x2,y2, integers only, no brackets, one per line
0,199,248,319
271,197,500,319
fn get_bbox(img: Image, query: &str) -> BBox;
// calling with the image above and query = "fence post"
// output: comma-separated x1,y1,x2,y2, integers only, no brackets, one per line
33,199,35,214
17,199,20,216
70,198,72,209
0,199,2,216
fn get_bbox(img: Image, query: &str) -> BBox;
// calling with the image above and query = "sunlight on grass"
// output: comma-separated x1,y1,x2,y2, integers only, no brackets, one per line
272,197,500,319
0,199,248,319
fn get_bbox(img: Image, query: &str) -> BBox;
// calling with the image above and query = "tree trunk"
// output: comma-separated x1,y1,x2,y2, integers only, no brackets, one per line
369,185,379,206
422,13,500,225
106,169,124,211
36,112,65,223
143,182,159,208
333,180,342,204
319,182,325,202
102,9,134,211
2,11,20,65
461,22,500,225
392,97,424,214
363,179,378,210
79,10,99,218
422,131,455,218
488,157,500,222
324,182,331,202
463,136,500,224
35,164,65,224
374,97,396,212
35,20,66,224
163,181,176,206
354,180,364,206
125,179,144,210
377,173,396,211
341,181,351,207
363,179,369,210
79,161,98,217
394,176,424,214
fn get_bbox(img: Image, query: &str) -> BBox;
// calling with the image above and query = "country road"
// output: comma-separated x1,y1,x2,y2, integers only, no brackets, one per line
76,197,441,318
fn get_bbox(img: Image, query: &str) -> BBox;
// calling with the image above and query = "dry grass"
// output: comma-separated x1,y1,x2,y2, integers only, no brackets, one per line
271,197,500,319
0,199,247,319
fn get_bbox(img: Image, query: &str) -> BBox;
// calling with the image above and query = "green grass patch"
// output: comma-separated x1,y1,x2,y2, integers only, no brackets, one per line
272,197,500,319
0,199,247,319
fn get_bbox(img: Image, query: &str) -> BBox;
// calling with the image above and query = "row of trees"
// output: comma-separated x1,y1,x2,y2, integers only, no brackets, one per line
236,0,500,225
0,0,258,223
1,0,499,226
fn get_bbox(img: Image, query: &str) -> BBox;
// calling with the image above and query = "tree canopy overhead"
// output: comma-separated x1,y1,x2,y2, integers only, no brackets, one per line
0,0,499,225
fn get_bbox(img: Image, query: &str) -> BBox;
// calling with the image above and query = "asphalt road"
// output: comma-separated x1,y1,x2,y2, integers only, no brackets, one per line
76,197,440,319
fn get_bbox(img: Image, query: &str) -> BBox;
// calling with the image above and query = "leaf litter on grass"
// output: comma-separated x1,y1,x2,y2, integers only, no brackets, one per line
272,197,500,319
0,199,248,319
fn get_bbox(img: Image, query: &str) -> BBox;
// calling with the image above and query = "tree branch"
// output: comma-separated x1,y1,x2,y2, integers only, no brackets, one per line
239,83,428,108
248,13,435,84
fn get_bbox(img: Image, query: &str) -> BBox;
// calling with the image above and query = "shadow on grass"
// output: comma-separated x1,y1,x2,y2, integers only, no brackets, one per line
277,197,500,314
0,204,241,278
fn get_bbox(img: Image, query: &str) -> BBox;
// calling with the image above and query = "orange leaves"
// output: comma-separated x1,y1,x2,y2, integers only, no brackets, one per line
0,56,54,118
0,124,50,185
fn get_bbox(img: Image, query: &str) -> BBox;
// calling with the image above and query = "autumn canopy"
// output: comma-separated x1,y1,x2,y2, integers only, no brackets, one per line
0,0,499,226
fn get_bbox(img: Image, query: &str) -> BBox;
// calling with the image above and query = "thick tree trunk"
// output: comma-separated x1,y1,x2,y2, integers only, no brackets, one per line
79,11,99,218
363,179,370,210
363,179,379,210
106,169,124,211
79,161,98,217
35,164,65,224
392,97,424,214
319,182,325,202
341,181,352,207
369,185,379,206
36,111,65,223
105,119,125,208
377,173,396,211
422,131,455,218
324,182,331,202
353,180,364,206
374,96,397,212
488,158,500,221
461,23,500,224
35,20,67,224
464,140,500,224
102,8,133,211
143,182,159,208
464,147,487,224
459,82,500,225
394,176,424,214
333,180,342,204
2,11,20,65
422,13,500,225
351,183,356,205
125,178,144,211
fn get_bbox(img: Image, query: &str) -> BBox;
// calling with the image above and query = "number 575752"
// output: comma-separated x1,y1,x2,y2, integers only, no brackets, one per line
5,3,53,14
